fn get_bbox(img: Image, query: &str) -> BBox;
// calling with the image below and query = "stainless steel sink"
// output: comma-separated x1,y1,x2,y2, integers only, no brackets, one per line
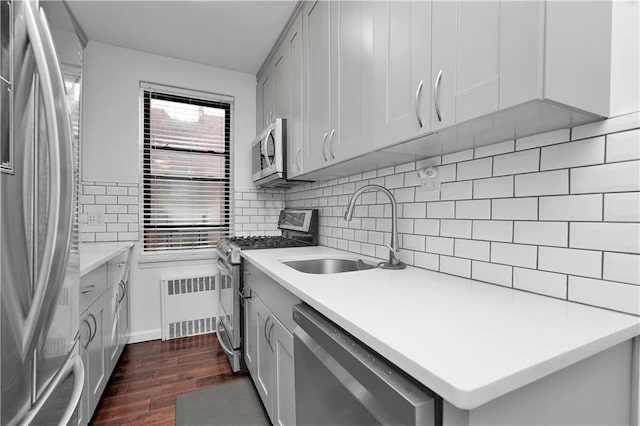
282,258,376,274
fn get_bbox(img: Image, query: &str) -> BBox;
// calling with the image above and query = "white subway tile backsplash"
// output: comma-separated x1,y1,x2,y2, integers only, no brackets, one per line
540,136,605,170
473,261,512,287
516,128,571,151
474,176,513,199
493,149,539,176
513,268,567,299
285,114,640,315
492,198,537,220
538,247,601,278
539,194,603,221
475,140,515,159
414,252,439,270
415,219,440,236
440,220,472,238
443,149,473,165
472,220,513,242
571,111,640,141
604,193,640,222
426,201,455,219
571,161,640,194
106,186,128,195
440,256,471,278
426,236,454,255
84,186,106,195
457,158,492,181
491,242,537,268
95,195,117,204
514,170,568,196
456,200,491,219
455,239,490,261
568,276,640,315
603,252,640,285
570,223,640,254
606,129,640,163
514,221,568,247
441,181,472,201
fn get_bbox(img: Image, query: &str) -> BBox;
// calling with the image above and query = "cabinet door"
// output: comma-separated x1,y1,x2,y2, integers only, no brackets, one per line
244,293,257,377
303,0,331,172
78,315,92,426
271,317,295,426
273,46,290,120
117,280,130,349
330,1,376,161
432,1,500,128
373,1,432,149
259,70,275,130
287,14,304,178
85,297,106,416
255,297,275,420
105,281,120,373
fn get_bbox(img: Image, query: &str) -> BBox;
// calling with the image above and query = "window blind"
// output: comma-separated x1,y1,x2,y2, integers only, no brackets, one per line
141,84,232,252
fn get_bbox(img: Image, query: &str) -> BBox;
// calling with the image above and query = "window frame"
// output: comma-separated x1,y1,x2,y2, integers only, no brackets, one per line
140,84,233,256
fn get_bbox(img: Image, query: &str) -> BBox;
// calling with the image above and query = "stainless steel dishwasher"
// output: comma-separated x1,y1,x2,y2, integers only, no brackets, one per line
293,304,441,425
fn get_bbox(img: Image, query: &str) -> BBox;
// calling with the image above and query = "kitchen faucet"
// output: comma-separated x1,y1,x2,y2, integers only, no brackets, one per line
344,184,405,269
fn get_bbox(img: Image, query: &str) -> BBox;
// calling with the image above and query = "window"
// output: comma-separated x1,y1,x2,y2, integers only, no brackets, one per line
141,85,232,252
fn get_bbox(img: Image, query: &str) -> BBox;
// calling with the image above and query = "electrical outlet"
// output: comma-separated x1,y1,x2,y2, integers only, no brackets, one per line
87,213,103,225
417,167,440,192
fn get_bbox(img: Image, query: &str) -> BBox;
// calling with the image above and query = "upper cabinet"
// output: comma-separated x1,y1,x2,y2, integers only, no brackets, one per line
256,0,622,180
286,14,304,179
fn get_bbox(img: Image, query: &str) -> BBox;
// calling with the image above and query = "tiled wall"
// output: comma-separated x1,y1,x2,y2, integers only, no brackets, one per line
79,181,140,242
233,187,286,237
286,113,640,316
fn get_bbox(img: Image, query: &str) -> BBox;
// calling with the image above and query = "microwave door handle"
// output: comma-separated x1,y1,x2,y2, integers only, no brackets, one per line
262,130,273,168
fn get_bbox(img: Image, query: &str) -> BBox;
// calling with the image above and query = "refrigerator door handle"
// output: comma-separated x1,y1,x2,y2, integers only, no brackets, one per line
15,1,75,360
18,340,85,426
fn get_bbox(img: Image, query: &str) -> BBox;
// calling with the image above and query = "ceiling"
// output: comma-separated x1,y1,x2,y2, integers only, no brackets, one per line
66,1,298,75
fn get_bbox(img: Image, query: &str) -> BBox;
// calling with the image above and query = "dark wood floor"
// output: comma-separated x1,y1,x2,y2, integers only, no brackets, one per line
90,333,247,425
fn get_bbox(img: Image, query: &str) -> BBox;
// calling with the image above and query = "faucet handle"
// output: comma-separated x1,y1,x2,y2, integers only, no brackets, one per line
385,244,400,257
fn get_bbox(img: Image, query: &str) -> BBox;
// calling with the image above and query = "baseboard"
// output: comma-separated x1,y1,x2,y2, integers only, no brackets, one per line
128,328,162,344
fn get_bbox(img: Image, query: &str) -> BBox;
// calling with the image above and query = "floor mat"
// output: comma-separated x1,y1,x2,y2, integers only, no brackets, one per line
175,377,270,426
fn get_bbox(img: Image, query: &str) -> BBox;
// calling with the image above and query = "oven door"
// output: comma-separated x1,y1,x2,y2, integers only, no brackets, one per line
216,257,241,372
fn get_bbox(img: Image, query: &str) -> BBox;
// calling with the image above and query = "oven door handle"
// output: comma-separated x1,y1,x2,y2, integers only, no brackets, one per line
216,257,232,273
216,319,235,357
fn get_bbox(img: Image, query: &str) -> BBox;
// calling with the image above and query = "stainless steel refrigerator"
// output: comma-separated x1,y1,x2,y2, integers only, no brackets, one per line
1,0,86,424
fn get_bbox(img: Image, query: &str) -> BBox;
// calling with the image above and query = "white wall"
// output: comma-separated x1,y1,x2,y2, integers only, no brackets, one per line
81,41,257,342
82,40,255,188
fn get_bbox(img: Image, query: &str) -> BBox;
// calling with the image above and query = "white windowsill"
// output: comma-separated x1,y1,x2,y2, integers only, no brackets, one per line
138,249,217,268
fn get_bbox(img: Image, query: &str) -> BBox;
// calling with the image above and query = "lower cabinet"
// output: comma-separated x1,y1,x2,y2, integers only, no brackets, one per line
243,262,297,426
78,247,132,424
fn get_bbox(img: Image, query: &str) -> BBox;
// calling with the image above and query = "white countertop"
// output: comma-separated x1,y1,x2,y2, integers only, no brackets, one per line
80,242,135,276
240,246,640,410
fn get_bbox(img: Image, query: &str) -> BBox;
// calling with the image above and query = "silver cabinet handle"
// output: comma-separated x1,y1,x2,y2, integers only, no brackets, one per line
118,261,126,267
88,313,98,344
216,319,234,357
267,320,275,350
81,319,92,349
264,316,275,352
415,79,424,128
81,284,96,294
321,132,329,161
118,280,126,303
14,1,73,361
434,69,443,122
329,129,336,159
18,342,85,426
295,146,301,171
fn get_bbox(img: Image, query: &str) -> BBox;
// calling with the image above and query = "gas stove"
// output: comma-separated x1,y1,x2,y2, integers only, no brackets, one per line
216,209,319,265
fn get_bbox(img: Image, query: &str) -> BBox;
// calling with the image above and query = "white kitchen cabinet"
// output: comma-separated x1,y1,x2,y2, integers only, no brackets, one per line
286,13,304,178
80,295,107,420
373,1,432,148
243,261,299,425
259,70,275,131
271,317,295,426
303,0,331,172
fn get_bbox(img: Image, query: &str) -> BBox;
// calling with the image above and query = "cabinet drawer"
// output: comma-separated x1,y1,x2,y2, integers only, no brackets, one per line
80,264,107,314
108,250,129,289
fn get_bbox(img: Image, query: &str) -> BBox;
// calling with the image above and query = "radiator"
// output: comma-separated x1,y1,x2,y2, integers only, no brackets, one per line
160,273,218,340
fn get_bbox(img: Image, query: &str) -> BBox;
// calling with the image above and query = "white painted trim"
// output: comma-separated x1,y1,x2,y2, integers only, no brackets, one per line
128,329,162,344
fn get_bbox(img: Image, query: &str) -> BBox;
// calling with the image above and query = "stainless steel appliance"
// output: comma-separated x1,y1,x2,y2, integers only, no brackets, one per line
215,209,318,372
1,1,86,424
293,303,442,425
252,118,287,187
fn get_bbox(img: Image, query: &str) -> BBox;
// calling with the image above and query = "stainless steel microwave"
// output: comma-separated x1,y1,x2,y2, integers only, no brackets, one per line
252,118,287,187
